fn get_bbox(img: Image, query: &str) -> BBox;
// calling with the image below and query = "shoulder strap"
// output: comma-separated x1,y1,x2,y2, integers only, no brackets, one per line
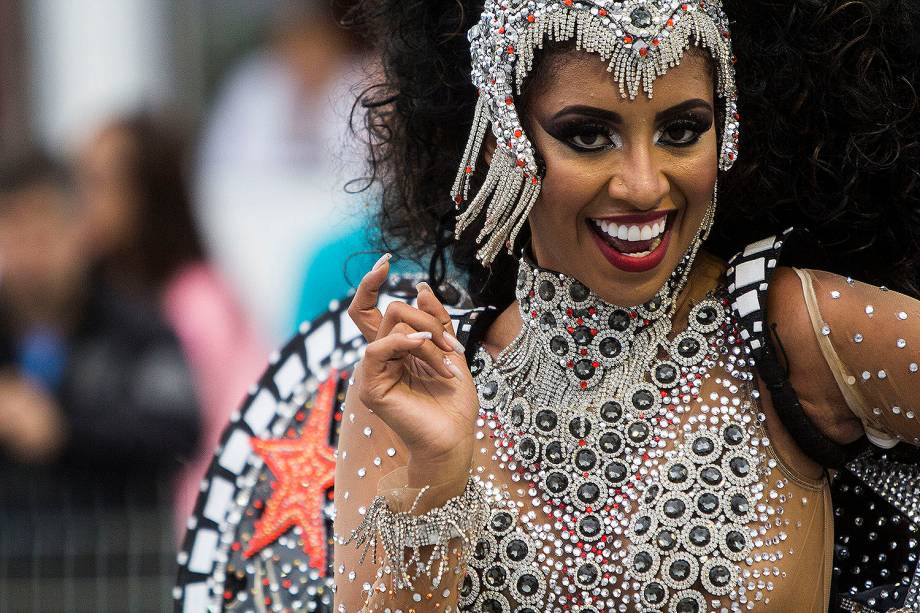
726,228,859,469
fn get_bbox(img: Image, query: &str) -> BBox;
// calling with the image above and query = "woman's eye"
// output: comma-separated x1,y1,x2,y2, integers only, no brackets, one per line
568,131,614,150
658,121,707,146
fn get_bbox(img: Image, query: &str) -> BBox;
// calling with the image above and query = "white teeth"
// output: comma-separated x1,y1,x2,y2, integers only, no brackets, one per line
592,217,668,243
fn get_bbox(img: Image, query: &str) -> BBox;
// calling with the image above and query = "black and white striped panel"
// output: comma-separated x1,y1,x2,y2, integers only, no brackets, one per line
725,227,794,355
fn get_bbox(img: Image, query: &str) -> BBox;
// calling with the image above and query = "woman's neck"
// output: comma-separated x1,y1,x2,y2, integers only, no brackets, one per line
480,250,727,360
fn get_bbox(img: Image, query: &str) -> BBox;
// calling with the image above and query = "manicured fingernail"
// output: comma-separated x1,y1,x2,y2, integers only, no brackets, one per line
415,281,433,294
372,253,391,271
407,331,432,340
443,356,461,378
444,332,465,354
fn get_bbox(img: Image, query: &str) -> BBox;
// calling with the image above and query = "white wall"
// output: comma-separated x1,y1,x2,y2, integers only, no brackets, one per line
27,0,171,152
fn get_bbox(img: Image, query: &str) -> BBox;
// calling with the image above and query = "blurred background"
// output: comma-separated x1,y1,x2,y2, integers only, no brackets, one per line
0,1,384,610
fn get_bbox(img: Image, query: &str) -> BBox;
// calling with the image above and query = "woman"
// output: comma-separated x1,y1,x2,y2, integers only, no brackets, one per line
174,0,919,611
75,113,267,534
333,0,919,611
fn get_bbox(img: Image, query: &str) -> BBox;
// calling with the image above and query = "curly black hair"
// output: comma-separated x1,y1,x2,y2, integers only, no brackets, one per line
347,0,920,308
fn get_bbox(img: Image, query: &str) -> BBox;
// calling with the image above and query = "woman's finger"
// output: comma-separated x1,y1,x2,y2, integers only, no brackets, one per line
361,328,453,394
376,301,462,355
387,321,457,379
359,331,428,408
415,281,466,357
347,253,391,341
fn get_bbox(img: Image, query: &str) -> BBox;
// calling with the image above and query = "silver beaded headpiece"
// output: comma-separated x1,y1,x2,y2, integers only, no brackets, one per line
452,0,740,265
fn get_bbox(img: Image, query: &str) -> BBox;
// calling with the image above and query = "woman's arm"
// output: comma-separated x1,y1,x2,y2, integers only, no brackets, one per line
333,380,471,612
332,259,486,612
767,266,920,448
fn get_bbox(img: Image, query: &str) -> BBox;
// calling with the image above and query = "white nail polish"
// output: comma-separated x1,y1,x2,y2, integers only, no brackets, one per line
415,281,433,294
443,356,462,378
444,332,466,354
407,331,432,340
372,253,391,271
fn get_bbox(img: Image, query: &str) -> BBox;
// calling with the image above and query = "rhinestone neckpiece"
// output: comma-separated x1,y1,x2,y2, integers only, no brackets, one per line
466,257,774,610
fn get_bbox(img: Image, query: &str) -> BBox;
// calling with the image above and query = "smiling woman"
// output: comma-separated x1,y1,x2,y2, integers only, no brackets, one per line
174,1,920,612
523,51,717,299
325,1,919,610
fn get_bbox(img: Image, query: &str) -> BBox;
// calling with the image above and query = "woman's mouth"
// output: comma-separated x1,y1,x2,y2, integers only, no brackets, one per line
587,213,673,273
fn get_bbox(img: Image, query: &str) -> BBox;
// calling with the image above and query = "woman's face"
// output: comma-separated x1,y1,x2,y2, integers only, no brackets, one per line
75,124,139,258
524,50,718,306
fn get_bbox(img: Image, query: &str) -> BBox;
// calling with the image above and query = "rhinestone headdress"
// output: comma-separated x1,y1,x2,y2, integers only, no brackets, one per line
452,0,740,265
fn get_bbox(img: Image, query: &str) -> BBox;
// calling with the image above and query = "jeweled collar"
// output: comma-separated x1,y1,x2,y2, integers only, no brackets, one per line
505,252,725,394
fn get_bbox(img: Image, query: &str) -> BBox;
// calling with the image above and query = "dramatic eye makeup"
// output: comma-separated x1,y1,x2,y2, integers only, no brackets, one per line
654,111,713,147
541,99,714,152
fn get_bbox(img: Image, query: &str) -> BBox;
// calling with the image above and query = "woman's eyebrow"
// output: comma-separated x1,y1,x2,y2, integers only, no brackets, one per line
551,99,713,123
655,99,713,120
551,105,621,122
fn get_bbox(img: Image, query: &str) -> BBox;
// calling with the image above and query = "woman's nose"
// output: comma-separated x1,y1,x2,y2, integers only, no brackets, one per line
606,147,669,211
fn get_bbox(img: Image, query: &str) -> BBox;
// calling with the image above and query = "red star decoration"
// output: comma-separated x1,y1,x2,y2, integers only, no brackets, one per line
244,370,339,572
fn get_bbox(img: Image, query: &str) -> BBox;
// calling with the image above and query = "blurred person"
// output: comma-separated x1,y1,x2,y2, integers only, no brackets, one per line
0,151,199,611
197,0,375,340
75,113,267,535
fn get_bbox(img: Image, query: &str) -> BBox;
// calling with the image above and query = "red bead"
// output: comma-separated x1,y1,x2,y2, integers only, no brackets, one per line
639,47,648,57
465,165,473,174
527,14,535,22
514,129,523,138
598,8,607,16
623,35,634,44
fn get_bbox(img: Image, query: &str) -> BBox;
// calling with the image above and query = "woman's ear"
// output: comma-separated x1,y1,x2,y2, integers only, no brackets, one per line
484,133,497,165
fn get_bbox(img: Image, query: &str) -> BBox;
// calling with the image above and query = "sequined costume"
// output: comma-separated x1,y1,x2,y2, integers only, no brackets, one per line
175,231,920,612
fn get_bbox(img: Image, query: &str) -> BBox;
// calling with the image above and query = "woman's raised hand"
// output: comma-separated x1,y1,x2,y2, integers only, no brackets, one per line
347,254,478,488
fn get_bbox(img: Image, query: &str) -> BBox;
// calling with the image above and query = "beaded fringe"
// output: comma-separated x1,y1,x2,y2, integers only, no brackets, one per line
515,8,734,101
451,7,734,266
346,478,489,591
454,146,541,265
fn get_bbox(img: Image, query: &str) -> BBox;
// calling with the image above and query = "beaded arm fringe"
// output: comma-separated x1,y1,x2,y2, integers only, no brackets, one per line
345,477,490,591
